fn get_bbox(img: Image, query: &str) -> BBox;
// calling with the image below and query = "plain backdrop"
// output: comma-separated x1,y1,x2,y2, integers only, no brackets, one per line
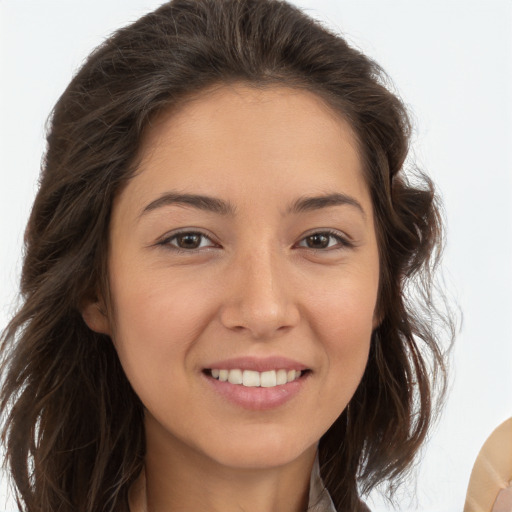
1,1,511,511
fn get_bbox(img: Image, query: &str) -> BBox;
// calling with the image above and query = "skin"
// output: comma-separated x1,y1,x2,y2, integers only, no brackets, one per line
464,418,512,512
83,84,381,512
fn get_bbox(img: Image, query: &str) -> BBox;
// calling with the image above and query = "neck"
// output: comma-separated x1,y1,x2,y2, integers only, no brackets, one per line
130,418,317,512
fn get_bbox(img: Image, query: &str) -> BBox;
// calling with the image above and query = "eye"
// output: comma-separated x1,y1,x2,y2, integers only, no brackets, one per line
296,231,351,250
160,231,217,251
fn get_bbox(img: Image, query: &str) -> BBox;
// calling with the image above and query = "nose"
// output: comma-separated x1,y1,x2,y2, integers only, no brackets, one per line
219,247,300,339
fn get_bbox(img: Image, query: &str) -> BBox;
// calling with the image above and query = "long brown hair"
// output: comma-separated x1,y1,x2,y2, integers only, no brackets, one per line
0,1,453,511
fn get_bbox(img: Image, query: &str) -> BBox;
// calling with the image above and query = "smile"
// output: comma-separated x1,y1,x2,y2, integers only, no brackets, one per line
202,357,310,410
208,368,302,388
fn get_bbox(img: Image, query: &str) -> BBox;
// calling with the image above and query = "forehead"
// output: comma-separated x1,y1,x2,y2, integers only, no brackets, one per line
124,83,370,214
140,83,360,161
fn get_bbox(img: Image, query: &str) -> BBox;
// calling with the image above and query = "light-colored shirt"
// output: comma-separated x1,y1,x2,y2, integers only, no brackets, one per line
308,455,371,512
307,456,337,512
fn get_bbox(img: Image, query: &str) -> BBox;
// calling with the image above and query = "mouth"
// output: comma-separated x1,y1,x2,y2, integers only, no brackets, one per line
203,368,309,388
201,357,311,410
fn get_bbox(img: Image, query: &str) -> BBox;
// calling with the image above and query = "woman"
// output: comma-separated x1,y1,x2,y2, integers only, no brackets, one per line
0,1,451,511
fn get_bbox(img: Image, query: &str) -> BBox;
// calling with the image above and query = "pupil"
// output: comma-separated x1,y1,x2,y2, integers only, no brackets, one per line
178,234,201,248
308,234,329,249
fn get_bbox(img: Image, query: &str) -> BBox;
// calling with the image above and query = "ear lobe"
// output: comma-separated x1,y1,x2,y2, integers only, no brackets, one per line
81,300,111,336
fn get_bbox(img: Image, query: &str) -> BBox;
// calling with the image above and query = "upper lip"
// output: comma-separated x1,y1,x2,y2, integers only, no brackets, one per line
204,356,309,372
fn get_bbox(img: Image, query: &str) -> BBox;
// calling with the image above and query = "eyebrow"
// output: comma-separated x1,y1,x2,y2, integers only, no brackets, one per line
288,193,366,218
140,191,365,218
140,192,236,217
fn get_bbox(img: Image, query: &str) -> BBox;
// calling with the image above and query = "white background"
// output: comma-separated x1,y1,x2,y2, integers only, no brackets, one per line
1,1,511,511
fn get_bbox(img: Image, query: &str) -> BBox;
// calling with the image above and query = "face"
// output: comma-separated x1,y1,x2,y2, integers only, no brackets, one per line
85,84,380,471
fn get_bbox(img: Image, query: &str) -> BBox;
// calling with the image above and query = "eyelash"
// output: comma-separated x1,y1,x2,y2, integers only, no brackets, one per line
296,229,354,251
157,231,218,253
157,229,353,253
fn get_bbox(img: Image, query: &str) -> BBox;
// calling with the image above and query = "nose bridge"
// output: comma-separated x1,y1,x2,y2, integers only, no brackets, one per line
220,242,299,337
244,245,281,309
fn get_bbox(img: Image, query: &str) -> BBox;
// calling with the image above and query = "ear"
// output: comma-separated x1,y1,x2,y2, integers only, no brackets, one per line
81,298,111,336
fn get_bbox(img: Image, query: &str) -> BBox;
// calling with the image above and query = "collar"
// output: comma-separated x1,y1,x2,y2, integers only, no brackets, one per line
307,455,337,512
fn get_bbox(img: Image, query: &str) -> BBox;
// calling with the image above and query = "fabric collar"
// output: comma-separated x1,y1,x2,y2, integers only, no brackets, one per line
307,455,337,512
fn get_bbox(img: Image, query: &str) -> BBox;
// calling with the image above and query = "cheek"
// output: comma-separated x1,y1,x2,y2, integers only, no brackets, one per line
307,270,377,407
107,266,215,389
110,256,214,333
309,266,379,344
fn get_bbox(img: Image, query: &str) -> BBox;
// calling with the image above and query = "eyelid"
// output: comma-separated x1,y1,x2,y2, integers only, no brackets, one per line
295,229,354,250
156,228,220,251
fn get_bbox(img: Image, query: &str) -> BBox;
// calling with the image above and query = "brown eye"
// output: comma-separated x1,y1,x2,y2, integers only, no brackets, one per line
161,231,216,251
305,234,330,249
297,231,350,250
175,233,203,249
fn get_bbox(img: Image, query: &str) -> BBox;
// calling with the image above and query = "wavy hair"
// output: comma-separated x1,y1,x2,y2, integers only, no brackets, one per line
0,1,453,511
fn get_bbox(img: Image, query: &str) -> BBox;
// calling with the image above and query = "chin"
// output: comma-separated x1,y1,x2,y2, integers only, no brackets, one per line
202,429,318,471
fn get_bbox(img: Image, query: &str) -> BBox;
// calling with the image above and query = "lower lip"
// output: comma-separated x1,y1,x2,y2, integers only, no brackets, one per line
203,373,307,411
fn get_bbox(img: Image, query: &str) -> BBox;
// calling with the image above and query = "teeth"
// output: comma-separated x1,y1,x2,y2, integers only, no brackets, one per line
210,368,303,387
276,369,287,385
243,370,260,387
227,369,243,385
260,370,276,388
